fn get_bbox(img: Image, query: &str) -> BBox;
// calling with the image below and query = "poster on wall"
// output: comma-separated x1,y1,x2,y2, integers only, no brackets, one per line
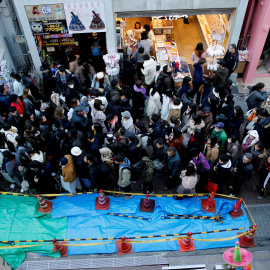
64,2,106,34
30,21,68,36
25,4,66,21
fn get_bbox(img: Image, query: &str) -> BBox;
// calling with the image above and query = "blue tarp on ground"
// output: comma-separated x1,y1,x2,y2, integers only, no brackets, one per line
51,194,251,255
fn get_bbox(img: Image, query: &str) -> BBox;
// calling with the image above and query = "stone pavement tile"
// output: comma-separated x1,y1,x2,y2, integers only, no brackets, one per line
252,250,270,260
181,255,209,265
206,254,224,263
252,260,270,270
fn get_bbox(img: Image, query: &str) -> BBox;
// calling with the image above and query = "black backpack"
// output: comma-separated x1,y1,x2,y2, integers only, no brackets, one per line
156,74,164,91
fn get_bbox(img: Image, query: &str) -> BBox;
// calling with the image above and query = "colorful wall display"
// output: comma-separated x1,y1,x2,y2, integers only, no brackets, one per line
25,4,66,21
64,2,106,34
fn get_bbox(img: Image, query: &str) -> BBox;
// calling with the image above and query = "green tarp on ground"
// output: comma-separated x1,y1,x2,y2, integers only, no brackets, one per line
0,195,67,269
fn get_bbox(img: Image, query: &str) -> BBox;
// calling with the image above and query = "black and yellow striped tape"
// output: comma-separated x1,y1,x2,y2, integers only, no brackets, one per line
107,213,152,221
0,227,252,244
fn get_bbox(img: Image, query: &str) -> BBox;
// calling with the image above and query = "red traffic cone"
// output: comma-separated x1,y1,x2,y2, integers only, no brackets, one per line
230,198,244,219
201,192,216,213
37,195,53,214
178,232,196,252
238,225,257,247
95,189,110,210
116,236,133,255
140,194,155,213
52,238,68,257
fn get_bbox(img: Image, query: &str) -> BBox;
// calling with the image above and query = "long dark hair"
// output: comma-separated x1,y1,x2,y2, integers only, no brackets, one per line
172,127,182,140
186,163,196,176
195,42,205,57
134,21,141,29
151,84,160,96
192,114,202,125
208,134,217,148
252,83,265,92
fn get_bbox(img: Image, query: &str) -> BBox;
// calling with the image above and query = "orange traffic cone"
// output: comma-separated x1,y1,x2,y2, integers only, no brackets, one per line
52,238,68,257
238,225,257,247
178,232,196,252
95,189,110,210
116,236,133,255
37,195,53,214
140,194,155,213
229,198,244,219
201,192,216,213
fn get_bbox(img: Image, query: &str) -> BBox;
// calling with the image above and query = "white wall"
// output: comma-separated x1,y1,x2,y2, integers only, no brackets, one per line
13,0,249,75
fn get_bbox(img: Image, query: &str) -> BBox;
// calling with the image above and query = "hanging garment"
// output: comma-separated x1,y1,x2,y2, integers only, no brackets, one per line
69,12,85,31
89,11,105,29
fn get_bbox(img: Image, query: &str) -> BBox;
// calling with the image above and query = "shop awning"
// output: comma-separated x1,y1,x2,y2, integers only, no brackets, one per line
116,8,233,18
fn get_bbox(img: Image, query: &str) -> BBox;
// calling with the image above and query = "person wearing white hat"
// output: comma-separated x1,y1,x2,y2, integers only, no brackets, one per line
241,130,259,153
91,71,110,89
71,147,92,189
121,111,135,133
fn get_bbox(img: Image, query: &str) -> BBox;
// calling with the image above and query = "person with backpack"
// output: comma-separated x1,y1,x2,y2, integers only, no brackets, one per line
158,65,175,93
136,156,155,194
114,154,132,193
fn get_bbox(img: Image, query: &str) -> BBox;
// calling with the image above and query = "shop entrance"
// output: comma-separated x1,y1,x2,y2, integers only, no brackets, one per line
34,32,107,72
117,12,232,77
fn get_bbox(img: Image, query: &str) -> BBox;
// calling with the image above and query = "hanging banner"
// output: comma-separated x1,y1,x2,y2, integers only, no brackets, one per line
64,2,106,34
30,21,68,36
25,4,66,21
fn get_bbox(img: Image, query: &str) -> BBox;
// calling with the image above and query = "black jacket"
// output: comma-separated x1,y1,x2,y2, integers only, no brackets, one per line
55,70,74,94
124,131,140,164
234,155,253,181
88,160,100,187
106,102,121,118
71,112,90,132
223,50,238,73
153,139,168,164
75,150,89,178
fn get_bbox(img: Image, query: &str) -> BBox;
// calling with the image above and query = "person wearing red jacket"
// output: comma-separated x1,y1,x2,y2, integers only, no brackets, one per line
9,94,25,116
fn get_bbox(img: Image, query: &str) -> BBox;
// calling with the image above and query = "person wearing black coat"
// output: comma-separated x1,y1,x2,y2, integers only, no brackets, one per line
226,106,244,138
21,69,40,99
85,154,100,189
230,153,253,196
0,85,11,115
153,137,168,164
124,130,141,165
105,113,121,134
71,147,91,189
40,60,56,98
65,80,80,108
178,76,191,99
222,44,239,79
122,57,136,98
27,160,56,194
211,154,232,193
106,95,121,119
55,67,76,94
253,156,270,199
220,94,234,119
71,106,90,133
149,113,163,141
7,107,24,135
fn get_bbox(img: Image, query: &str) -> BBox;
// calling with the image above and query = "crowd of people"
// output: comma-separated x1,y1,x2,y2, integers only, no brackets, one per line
0,37,269,200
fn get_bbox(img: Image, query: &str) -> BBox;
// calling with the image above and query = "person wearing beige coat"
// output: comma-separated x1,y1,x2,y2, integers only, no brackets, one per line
60,154,82,194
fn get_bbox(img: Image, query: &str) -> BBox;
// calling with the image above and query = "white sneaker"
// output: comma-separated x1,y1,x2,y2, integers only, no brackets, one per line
229,186,233,190
147,190,154,194
229,193,236,197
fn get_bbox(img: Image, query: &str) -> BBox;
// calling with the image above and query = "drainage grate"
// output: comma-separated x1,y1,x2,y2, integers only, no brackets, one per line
17,255,168,270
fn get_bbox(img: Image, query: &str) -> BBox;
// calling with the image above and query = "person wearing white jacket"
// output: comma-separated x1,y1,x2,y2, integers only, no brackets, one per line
141,55,156,88
146,85,161,116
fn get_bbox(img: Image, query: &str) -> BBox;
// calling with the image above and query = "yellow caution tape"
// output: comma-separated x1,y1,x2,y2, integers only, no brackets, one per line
61,242,114,247
0,243,53,249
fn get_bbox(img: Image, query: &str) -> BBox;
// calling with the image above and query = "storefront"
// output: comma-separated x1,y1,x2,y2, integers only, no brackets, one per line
116,13,232,81
14,0,249,77
241,0,270,83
